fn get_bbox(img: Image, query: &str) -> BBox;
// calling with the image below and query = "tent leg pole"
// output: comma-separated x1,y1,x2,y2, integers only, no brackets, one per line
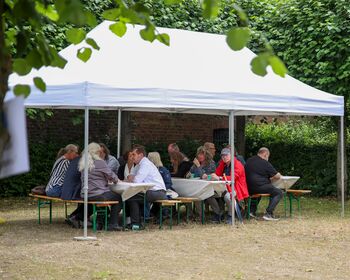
74,107,96,241
229,111,235,227
341,116,345,218
117,109,121,158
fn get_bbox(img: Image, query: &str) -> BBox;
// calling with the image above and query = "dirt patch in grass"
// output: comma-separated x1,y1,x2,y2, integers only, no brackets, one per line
0,197,349,279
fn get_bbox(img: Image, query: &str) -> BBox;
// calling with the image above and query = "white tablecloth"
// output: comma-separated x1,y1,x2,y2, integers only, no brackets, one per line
171,178,227,200
110,182,154,201
272,176,300,190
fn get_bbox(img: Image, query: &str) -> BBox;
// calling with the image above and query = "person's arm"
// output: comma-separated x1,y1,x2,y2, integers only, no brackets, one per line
96,160,118,183
270,172,281,182
133,161,150,183
190,164,204,178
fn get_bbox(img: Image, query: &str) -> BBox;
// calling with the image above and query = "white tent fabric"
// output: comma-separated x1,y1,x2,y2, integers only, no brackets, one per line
7,21,344,116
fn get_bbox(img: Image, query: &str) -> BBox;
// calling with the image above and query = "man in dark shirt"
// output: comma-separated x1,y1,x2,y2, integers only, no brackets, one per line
245,147,283,221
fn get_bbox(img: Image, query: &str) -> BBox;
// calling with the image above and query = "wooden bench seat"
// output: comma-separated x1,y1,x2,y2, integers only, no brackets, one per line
29,194,119,232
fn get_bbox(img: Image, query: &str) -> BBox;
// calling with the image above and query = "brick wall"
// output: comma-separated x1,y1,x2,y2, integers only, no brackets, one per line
27,110,229,147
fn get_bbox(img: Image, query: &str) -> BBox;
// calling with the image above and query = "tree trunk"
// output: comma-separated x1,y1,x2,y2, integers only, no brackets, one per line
236,116,246,157
121,111,132,154
337,96,348,201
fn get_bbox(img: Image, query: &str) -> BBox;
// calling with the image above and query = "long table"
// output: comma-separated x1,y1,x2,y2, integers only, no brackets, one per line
110,181,155,201
171,178,227,200
272,176,300,190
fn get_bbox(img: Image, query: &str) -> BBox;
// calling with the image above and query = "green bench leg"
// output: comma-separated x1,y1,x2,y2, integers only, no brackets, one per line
201,200,205,225
177,204,181,225
297,196,301,216
170,206,173,229
159,204,163,229
37,199,41,224
92,204,97,232
49,201,52,224
123,201,126,229
289,194,293,217
284,192,287,217
64,202,68,219
186,203,189,223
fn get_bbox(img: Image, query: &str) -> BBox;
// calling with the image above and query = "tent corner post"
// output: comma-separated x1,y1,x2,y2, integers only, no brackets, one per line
229,111,235,227
340,115,345,218
117,109,122,158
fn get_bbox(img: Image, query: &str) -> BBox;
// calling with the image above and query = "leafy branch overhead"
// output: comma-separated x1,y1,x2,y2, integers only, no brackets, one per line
2,0,287,98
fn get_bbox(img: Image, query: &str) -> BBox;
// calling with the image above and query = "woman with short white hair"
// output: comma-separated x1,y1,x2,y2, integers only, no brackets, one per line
78,142,123,231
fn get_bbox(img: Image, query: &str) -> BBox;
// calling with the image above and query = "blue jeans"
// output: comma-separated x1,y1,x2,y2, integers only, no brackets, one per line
46,185,62,197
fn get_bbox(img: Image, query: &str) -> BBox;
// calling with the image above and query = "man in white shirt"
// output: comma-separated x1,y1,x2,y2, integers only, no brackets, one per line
127,145,167,227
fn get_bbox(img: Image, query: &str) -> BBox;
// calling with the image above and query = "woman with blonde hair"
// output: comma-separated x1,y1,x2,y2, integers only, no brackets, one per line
78,142,123,231
148,152,172,190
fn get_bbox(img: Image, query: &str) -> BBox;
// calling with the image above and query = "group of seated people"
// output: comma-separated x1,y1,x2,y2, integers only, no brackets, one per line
45,141,284,231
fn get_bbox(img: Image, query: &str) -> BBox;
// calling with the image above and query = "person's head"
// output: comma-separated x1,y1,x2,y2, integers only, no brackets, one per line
148,152,163,168
131,145,146,165
99,143,110,160
123,150,133,164
258,147,270,161
168,143,180,154
204,142,216,157
220,148,231,164
78,142,101,171
196,146,213,164
169,151,185,173
64,144,79,160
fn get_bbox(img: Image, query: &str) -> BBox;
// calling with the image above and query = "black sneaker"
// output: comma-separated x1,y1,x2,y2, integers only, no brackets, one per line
263,213,279,221
67,216,81,228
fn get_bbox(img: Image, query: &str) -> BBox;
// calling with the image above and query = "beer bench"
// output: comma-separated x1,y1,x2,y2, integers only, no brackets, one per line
29,194,119,232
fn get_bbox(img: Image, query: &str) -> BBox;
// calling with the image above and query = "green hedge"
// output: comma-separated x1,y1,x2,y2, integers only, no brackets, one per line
245,120,344,196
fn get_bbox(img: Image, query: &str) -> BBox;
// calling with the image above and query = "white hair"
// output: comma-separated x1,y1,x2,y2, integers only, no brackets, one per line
78,142,102,172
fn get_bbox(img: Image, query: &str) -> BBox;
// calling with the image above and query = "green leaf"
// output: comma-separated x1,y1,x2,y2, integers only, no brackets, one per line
85,11,97,27
268,56,288,78
49,47,67,68
156,33,170,46
140,26,156,42
226,27,251,51
164,0,182,5
109,22,127,37
26,49,43,69
13,59,32,76
202,0,220,19
66,28,86,45
86,38,100,50
35,2,59,21
13,84,31,97
251,55,269,77
33,77,46,92
102,8,121,20
77,47,92,62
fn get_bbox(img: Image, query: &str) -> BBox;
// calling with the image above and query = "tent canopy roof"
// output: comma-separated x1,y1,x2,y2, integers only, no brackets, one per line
8,21,344,116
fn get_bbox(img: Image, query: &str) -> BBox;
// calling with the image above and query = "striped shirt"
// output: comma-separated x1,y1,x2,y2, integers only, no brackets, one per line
46,156,70,192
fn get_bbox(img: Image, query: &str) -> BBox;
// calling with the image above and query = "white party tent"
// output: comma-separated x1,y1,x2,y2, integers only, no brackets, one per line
7,21,345,238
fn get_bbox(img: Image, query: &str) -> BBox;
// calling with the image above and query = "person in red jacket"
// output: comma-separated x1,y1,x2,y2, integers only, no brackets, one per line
212,148,249,223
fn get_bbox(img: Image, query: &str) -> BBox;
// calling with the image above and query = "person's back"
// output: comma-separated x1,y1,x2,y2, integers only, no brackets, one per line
245,155,276,192
158,166,173,189
244,148,282,221
82,159,117,198
61,157,81,200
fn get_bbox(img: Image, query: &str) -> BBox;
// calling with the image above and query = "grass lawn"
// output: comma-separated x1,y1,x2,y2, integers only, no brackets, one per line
0,196,349,280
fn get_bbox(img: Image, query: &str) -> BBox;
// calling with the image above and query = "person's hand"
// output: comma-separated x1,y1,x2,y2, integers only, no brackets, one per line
210,173,219,181
201,174,208,180
193,158,200,167
126,175,135,182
